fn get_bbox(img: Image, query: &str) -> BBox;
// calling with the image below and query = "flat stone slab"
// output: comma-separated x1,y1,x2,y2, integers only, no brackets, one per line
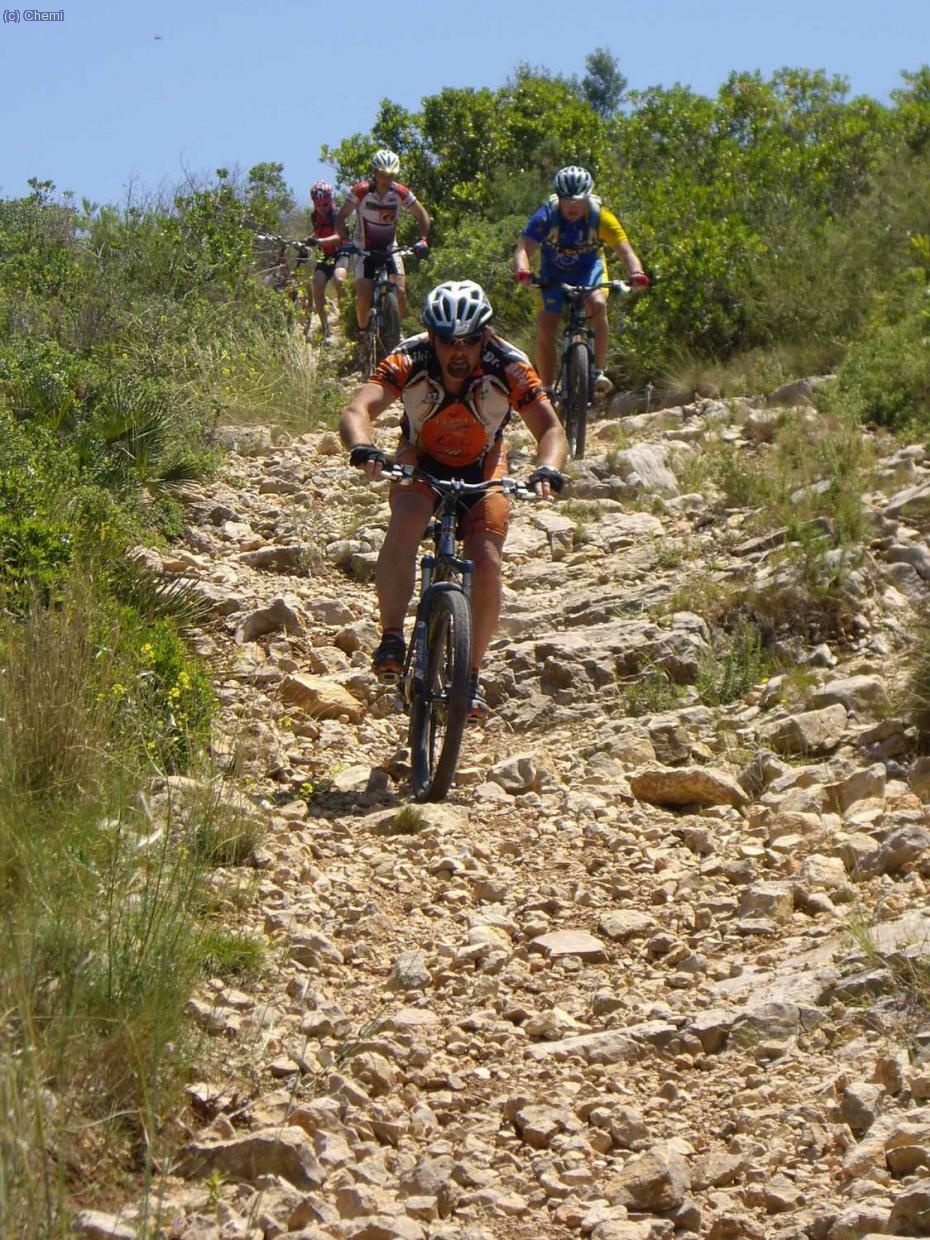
525,1029,639,1064
529,930,608,962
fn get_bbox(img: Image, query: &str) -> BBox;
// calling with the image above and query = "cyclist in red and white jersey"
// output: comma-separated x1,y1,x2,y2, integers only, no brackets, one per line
334,148,431,331
309,180,346,340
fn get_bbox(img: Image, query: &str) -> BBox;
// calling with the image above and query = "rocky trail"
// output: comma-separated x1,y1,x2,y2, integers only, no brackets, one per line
91,383,930,1240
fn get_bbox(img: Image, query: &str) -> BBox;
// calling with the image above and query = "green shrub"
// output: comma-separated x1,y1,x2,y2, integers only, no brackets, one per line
906,622,930,752
830,276,930,432
697,617,772,706
621,668,684,717
123,618,217,773
0,588,206,1235
199,928,267,979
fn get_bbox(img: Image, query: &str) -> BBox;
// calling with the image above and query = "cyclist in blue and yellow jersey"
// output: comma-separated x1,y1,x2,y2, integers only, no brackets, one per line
514,165,649,397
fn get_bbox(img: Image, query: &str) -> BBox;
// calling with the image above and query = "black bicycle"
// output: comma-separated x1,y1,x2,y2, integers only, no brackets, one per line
534,276,630,459
254,232,318,335
379,464,533,802
339,243,415,373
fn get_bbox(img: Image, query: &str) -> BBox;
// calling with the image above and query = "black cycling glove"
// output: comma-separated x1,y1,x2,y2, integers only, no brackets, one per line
528,466,566,493
349,444,389,470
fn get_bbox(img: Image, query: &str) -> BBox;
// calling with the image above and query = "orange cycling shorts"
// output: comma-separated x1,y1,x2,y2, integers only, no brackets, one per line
390,439,510,540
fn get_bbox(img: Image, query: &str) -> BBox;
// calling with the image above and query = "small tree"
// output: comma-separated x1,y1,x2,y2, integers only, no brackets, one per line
581,48,627,117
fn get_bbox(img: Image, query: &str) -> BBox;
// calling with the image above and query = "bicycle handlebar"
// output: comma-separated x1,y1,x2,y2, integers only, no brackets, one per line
337,242,417,259
381,462,537,500
530,275,631,295
254,232,319,248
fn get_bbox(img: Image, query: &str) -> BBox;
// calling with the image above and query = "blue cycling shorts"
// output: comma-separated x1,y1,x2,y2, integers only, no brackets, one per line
539,256,605,313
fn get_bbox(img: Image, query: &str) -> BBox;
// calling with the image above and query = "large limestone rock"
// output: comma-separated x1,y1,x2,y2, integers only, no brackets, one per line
610,443,680,496
811,675,889,714
177,1126,325,1188
629,765,748,808
760,704,848,756
886,478,930,520
235,595,305,642
281,674,364,721
598,909,660,941
607,1144,692,1211
888,1178,930,1234
73,1214,137,1240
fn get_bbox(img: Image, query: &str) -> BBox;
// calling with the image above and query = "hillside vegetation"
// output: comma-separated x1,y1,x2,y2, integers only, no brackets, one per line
1,51,930,1236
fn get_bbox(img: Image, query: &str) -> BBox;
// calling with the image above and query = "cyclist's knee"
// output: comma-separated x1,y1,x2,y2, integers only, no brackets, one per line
465,531,505,566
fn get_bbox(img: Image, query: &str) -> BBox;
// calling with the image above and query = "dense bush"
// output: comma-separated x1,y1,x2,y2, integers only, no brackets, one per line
828,263,930,432
323,58,930,388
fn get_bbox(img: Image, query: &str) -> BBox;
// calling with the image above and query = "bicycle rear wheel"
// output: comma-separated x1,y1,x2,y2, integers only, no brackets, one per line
565,341,590,459
379,287,402,358
409,588,472,802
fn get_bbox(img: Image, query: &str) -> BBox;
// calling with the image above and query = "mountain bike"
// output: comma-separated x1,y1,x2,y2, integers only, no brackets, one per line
533,276,630,459
339,243,415,373
254,232,317,336
379,463,533,802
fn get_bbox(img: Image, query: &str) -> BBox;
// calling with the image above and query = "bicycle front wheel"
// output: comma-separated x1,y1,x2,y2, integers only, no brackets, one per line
379,287,402,358
359,315,378,376
565,341,590,459
409,588,472,802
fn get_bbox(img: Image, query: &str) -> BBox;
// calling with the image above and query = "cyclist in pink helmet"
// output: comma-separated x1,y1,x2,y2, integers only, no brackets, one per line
309,180,346,339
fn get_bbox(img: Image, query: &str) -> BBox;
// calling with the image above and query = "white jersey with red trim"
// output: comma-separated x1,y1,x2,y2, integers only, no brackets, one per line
344,179,418,249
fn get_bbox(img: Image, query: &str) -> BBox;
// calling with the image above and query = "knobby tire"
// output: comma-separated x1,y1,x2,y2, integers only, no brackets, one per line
409,588,472,802
359,312,378,377
566,341,590,459
380,287,402,358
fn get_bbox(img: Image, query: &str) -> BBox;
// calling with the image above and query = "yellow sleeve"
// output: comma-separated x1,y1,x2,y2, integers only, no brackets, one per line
598,207,629,250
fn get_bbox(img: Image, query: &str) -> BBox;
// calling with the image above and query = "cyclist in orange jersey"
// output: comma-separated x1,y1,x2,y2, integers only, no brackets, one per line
340,281,567,717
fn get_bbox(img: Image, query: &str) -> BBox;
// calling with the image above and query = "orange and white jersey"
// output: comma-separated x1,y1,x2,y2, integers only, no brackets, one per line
344,179,418,250
371,332,544,466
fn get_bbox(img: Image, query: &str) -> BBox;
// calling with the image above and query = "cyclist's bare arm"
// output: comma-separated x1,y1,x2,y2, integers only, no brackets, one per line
409,200,431,239
339,382,398,477
514,235,538,274
615,239,646,279
521,397,569,497
334,199,355,242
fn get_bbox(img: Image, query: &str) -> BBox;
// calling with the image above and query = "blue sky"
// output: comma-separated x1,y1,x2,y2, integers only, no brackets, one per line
1,0,927,207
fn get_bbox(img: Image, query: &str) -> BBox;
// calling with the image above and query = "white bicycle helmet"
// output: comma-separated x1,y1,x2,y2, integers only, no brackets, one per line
371,148,400,176
422,280,493,337
553,165,594,199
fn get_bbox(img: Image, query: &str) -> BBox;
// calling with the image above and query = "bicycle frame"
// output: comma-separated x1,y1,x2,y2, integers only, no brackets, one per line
342,243,413,368
378,463,532,800
408,479,475,698
531,276,629,457
553,279,629,386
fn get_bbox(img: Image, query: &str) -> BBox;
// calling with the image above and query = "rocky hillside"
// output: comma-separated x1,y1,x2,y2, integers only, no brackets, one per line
84,384,930,1240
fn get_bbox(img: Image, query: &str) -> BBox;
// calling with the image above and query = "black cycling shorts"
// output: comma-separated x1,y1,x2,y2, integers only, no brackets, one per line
361,250,400,281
